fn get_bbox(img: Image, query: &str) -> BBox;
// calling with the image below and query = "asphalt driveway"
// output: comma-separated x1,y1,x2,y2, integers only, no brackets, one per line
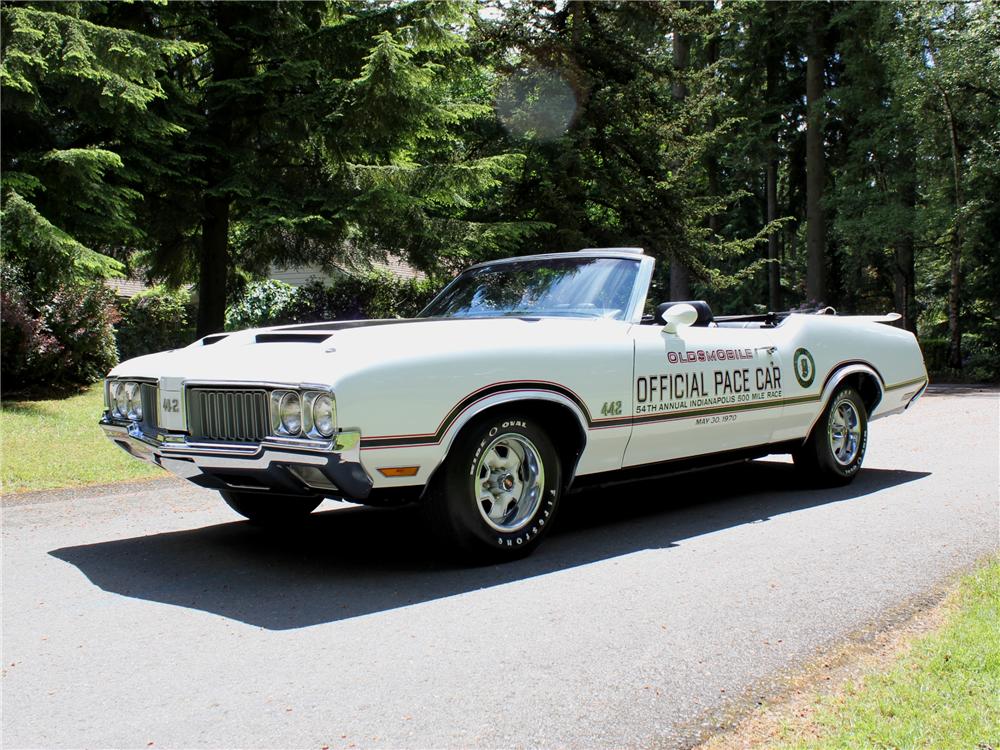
2,386,997,748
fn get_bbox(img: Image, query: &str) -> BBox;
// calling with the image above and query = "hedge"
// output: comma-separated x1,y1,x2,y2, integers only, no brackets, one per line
224,272,440,330
1,274,119,395
116,286,197,361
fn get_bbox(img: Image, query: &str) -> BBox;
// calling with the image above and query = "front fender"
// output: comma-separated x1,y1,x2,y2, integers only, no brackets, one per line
426,389,591,490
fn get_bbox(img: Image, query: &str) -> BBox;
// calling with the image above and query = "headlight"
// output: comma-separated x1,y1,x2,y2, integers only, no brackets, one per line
109,381,124,417
270,389,336,439
114,382,129,418
310,394,336,438
278,391,302,435
125,382,142,421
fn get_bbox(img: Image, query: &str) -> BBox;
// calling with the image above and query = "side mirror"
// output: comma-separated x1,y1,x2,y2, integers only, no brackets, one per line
660,303,698,334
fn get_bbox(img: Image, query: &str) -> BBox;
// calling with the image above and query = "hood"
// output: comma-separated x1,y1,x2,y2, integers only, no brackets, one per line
110,316,629,386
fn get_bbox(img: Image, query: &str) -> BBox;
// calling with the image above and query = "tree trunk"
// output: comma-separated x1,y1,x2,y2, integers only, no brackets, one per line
892,150,918,334
196,196,230,336
940,88,963,369
670,260,690,301
194,5,245,337
765,33,781,311
706,29,721,241
805,9,826,306
766,160,780,310
786,128,805,276
670,21,691,300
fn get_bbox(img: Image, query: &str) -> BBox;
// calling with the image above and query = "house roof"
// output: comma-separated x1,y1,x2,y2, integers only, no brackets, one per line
372,255,425,281
269,254,426,288
105,277,149,299
107,253,426,299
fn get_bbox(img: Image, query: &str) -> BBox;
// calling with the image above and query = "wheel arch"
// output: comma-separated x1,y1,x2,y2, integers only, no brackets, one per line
804,362,884,439
422,393,588,496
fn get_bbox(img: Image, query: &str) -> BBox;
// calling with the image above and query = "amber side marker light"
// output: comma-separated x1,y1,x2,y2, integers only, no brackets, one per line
378,466,420,478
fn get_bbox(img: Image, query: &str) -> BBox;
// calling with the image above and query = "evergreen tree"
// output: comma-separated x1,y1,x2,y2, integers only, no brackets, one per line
128,1,529,336
472,0,777,308
827,3,919,331
1,2,198,294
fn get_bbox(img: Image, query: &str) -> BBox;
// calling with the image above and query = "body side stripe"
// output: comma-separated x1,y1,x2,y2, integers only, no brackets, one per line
359,364,921,451
884,376,927,392
360,382,600,449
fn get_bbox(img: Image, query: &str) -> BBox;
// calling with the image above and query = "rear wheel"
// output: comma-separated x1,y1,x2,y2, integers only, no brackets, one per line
422,412,562,561
794,386,868,486
220,491,322,525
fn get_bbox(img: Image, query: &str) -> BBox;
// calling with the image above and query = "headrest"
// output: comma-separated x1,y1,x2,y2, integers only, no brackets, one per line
655,300,714,326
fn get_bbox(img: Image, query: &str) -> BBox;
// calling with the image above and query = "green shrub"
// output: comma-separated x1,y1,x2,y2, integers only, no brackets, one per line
1,286,58,393
223,272,441,330
287,271,439,323
920,337,950,376
225,279,300,331
964,334,1000,383
1,273,120,395
919,334,1000,383
116,286,197,361
44,281,121,384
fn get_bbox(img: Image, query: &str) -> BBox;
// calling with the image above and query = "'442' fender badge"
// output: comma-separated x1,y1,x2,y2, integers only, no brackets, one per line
793,348,816,388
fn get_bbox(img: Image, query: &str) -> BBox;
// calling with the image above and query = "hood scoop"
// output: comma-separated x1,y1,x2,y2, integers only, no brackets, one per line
254,332,333,344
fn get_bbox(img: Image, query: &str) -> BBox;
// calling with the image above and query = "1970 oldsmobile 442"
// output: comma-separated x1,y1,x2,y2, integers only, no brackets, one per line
101,248,927,559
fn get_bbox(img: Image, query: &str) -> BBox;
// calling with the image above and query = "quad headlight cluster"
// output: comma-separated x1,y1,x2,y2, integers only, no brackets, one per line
108,380,143,421
270,389,337,439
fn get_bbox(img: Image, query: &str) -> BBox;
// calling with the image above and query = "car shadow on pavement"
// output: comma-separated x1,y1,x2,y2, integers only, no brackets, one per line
50,461,929,630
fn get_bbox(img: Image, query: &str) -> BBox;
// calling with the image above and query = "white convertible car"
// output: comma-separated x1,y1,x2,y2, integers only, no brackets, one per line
101,248,927,558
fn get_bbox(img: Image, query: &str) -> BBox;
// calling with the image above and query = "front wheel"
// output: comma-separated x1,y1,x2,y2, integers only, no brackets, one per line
793,386,868,486
220,491,322,525
422,412,562,561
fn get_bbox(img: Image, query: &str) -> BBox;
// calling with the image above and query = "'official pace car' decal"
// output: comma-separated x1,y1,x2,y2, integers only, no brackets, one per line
634,363,785,419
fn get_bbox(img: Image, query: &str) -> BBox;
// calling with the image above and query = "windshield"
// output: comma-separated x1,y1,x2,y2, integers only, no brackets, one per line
420,256,641,321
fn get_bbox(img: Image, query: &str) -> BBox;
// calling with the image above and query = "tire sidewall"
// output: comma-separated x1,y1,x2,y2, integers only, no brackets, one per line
817,388,868,479
441,413,562,555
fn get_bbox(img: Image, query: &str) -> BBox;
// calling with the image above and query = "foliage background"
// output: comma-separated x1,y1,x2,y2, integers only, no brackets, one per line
2,0,998,393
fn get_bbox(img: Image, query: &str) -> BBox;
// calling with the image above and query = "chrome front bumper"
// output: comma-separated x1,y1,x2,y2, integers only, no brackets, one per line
100,419,373,499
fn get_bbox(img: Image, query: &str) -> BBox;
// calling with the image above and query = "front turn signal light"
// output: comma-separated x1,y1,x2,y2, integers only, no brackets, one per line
377,466,420,478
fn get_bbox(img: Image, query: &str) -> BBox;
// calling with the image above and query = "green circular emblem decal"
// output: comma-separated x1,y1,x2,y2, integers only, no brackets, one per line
793,348,816,388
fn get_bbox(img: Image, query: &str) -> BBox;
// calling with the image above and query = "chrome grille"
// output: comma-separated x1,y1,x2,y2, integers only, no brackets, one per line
140,383,158,429
187,388,270,442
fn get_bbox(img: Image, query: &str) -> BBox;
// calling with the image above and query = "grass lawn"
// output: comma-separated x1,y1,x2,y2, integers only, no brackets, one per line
777,558,1000,750
1,384,164,493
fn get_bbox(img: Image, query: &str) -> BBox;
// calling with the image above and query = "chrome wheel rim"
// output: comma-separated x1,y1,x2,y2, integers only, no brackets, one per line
828,400,862,466
472,433,545,533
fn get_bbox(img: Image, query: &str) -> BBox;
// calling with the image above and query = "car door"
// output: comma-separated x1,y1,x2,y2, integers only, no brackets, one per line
623,322,786,468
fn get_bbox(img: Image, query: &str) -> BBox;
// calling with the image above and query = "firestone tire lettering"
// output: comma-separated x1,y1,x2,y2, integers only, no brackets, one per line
793,385,868,487
423,413,562,561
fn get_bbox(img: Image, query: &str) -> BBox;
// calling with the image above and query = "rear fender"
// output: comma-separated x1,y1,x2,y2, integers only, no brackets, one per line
803,363,884,440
